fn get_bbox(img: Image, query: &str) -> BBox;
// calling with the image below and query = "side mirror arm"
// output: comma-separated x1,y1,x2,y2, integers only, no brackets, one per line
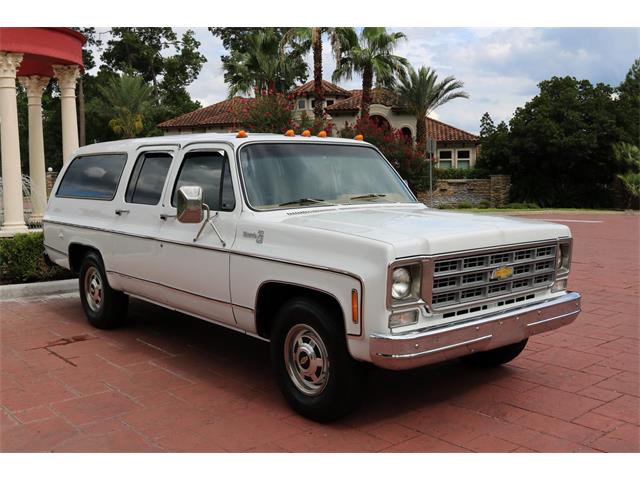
193,203,226,247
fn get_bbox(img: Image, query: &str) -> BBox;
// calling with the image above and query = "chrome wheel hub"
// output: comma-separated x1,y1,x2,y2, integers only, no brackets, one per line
284,324,329,396
84,266,104,313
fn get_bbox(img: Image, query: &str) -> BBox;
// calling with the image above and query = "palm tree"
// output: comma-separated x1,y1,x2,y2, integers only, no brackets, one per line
97,75,152,138
394,65,469,152
332,27,408,118
281,27,352,118
226,28,307,98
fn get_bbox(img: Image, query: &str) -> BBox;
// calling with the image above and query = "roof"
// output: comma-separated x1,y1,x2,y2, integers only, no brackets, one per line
157,97,255,129
325,88,402,112
290,79,352,98
426,118,479,143
72,132,370,156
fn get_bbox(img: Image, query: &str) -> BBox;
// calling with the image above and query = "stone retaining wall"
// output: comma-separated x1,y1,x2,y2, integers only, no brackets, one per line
417,175,510,208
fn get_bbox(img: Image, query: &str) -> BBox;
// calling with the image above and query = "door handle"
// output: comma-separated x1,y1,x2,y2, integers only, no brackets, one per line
160,213,176,220
115,209,130,216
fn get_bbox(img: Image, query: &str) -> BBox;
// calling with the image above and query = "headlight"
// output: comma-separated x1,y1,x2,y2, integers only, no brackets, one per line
556,241,572,276
391,267,412,299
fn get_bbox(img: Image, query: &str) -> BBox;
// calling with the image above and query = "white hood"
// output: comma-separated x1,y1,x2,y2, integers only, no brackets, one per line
281,205,571,258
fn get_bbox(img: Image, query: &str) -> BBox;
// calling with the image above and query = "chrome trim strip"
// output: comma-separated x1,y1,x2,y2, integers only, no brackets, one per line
376,334,493,360
526,310,579,328
107,270,253,311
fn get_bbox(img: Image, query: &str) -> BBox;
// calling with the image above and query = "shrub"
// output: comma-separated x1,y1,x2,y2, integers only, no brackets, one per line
478,200,491,209
457,201,473,209
0,232,74,284
505,202,541,209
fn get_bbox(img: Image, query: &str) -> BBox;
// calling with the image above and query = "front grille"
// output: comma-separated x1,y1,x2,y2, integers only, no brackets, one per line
430,243,557,311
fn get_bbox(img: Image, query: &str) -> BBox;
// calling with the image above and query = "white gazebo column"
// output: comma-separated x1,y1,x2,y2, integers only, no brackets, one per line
52,65,80,165
0,52,27,233
19,75,49,223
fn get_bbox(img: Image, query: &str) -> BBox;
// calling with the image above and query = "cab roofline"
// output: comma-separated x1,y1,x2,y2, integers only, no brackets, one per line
70,132,372,156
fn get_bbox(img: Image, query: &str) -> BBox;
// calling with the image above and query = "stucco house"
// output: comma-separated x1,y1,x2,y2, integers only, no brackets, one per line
158,80,480,169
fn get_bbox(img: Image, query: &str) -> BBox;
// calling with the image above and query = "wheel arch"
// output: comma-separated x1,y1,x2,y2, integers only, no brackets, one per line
68,242,102,274
254,281,346,340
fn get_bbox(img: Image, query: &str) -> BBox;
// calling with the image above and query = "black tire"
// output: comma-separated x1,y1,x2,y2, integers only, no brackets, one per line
78,251,128,329
462,338,528,367
270,297,366,422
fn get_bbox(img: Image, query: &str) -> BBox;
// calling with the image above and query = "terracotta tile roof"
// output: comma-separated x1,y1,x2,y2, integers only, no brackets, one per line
426,118,479,142
157,97,255,129
325,88,400,112
290,79,352,98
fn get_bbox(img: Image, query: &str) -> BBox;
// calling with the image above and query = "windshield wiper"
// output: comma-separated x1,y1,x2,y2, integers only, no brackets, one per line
350,193,388,200
278,197,332,207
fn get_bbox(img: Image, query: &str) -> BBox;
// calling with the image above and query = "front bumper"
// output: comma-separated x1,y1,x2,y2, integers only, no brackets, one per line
370,291,581,370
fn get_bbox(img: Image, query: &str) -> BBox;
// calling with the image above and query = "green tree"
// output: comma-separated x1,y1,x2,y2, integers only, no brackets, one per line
210,27,308,97
281,27,351,118
97,75,153,138
507,76,623,207
332,27,408,118
477,113,512,175
614,142,640,209
394,65,468,152
616,58,640,146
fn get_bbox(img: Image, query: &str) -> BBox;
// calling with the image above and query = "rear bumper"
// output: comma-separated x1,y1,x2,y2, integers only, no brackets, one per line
369,291,581,370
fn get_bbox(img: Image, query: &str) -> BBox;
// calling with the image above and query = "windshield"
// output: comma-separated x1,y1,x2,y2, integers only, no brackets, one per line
239,143,416,210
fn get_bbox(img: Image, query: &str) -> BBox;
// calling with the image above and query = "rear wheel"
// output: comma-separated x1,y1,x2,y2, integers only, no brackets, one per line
78,251,128,329
463,338,528,367
270,297,366,422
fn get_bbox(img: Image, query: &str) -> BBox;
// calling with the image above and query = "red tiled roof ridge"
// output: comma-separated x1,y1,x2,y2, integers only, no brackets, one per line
290,79,352,97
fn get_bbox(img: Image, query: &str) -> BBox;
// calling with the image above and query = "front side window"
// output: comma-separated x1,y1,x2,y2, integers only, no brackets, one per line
125,152,172,205
171,151,235,211
57,153,127,200
239,143,416,210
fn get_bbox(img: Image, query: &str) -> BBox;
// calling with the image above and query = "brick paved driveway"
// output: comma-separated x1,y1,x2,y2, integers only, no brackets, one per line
1,213,638,452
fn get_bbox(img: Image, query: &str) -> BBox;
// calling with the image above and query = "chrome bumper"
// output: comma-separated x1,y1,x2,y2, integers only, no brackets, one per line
370,291,581,370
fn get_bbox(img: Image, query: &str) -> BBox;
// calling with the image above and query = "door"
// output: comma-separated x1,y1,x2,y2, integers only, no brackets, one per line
110,147,176,300
155,144,239,326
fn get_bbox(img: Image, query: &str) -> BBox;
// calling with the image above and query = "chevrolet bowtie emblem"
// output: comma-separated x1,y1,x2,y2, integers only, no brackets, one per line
491,265,514,281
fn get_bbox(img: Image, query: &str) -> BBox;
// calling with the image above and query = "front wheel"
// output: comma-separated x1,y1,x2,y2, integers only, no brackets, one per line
462,338,528,367
270,297,366,422
79,251,128,329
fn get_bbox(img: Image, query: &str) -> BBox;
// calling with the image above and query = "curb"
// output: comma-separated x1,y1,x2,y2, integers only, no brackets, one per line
0,278,78,301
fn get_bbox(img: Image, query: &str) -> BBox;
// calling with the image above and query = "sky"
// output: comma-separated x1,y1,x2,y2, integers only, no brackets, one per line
93,27,639,135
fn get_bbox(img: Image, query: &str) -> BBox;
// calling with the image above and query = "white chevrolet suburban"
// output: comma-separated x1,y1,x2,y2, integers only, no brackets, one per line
44,132,581,421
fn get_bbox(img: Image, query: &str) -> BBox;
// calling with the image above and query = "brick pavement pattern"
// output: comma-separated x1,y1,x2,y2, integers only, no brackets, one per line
1,213,638,452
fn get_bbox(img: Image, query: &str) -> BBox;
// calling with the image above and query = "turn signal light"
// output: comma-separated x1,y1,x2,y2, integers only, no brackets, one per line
351,289,359,324
354,134,364,141
236,130,248,138
285,129,295,136
301,130,311,137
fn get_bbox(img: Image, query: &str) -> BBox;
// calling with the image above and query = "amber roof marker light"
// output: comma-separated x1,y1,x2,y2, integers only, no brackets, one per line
354,134,364,141
301,130,311,137
317,130,327,138
236,130,248,138
285,129,295,137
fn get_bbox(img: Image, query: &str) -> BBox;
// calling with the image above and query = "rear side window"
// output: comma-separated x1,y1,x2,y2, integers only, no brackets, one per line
171,151,235,211
57,154,127,200
125,152,173,205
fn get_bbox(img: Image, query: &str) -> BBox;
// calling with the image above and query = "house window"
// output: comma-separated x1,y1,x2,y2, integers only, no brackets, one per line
438,150,453,169
326,99,334,106
297,99,306,110
457,149,471,169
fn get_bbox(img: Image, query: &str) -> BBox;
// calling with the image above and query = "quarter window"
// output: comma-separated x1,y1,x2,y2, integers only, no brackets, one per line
56,154,127,200
125,152,172,205
171,151,235,211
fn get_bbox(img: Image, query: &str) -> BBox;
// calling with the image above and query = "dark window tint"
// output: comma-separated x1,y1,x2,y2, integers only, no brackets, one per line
57,154,127,200
125,152,172,205
172,151,235,211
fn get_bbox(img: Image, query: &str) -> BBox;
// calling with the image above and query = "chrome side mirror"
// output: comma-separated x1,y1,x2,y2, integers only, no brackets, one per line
176,186,203,223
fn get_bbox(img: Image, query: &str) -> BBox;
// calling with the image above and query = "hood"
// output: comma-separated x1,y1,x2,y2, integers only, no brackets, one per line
281,205,571,258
